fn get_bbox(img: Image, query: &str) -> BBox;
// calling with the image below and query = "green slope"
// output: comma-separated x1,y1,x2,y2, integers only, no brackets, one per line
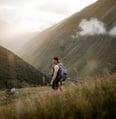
0,46,49,89
18,0,116,78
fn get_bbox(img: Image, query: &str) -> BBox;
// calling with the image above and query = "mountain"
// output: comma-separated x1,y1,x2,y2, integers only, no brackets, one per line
0,20,19,39
0,20,18,48
4,32,39,53
18,0,116,78
0,20,11,40
0,20,38,53
0,46,49,89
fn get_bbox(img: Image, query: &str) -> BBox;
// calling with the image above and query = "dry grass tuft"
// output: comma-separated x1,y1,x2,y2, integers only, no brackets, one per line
0,73,116,119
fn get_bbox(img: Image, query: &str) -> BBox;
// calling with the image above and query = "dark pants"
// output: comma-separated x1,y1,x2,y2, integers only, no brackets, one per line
52,79,60,90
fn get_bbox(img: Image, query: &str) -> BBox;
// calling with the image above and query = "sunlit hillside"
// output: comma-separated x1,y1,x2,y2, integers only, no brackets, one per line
18,0,116,78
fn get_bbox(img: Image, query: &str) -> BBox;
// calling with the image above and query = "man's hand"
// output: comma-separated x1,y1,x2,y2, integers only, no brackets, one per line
50,80,53,85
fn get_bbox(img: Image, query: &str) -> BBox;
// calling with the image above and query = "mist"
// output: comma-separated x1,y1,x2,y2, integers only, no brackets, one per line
71,18,116,39
79,18,106,36
109,26,116,37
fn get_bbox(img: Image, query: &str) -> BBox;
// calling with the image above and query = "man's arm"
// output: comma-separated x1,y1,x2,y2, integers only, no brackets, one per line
50,65,59,85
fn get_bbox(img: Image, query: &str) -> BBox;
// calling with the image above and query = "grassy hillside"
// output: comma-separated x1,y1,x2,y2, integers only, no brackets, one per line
0,73,116,119
0,46,49,89
18,0,116,78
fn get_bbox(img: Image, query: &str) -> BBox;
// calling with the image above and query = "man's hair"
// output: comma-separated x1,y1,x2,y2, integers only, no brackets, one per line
53,57,59,63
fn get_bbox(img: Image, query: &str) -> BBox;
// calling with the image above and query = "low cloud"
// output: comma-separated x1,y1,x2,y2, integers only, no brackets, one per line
71,18,116,39
109,27,116,37
79,18,106,36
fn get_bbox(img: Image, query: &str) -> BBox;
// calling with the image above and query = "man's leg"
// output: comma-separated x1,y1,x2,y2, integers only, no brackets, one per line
58,78,64,92
52,80,57,90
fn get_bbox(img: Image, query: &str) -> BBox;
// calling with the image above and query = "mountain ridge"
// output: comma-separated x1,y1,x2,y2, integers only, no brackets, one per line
0,46,49,89
18,0,116,78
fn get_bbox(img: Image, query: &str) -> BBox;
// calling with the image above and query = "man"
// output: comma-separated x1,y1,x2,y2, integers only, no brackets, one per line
50,57,61,90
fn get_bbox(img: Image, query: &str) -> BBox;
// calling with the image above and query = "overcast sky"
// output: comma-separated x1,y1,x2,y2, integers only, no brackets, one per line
0,0,97,32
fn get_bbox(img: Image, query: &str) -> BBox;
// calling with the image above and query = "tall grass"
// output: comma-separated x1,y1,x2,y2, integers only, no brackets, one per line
0,73,116,119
